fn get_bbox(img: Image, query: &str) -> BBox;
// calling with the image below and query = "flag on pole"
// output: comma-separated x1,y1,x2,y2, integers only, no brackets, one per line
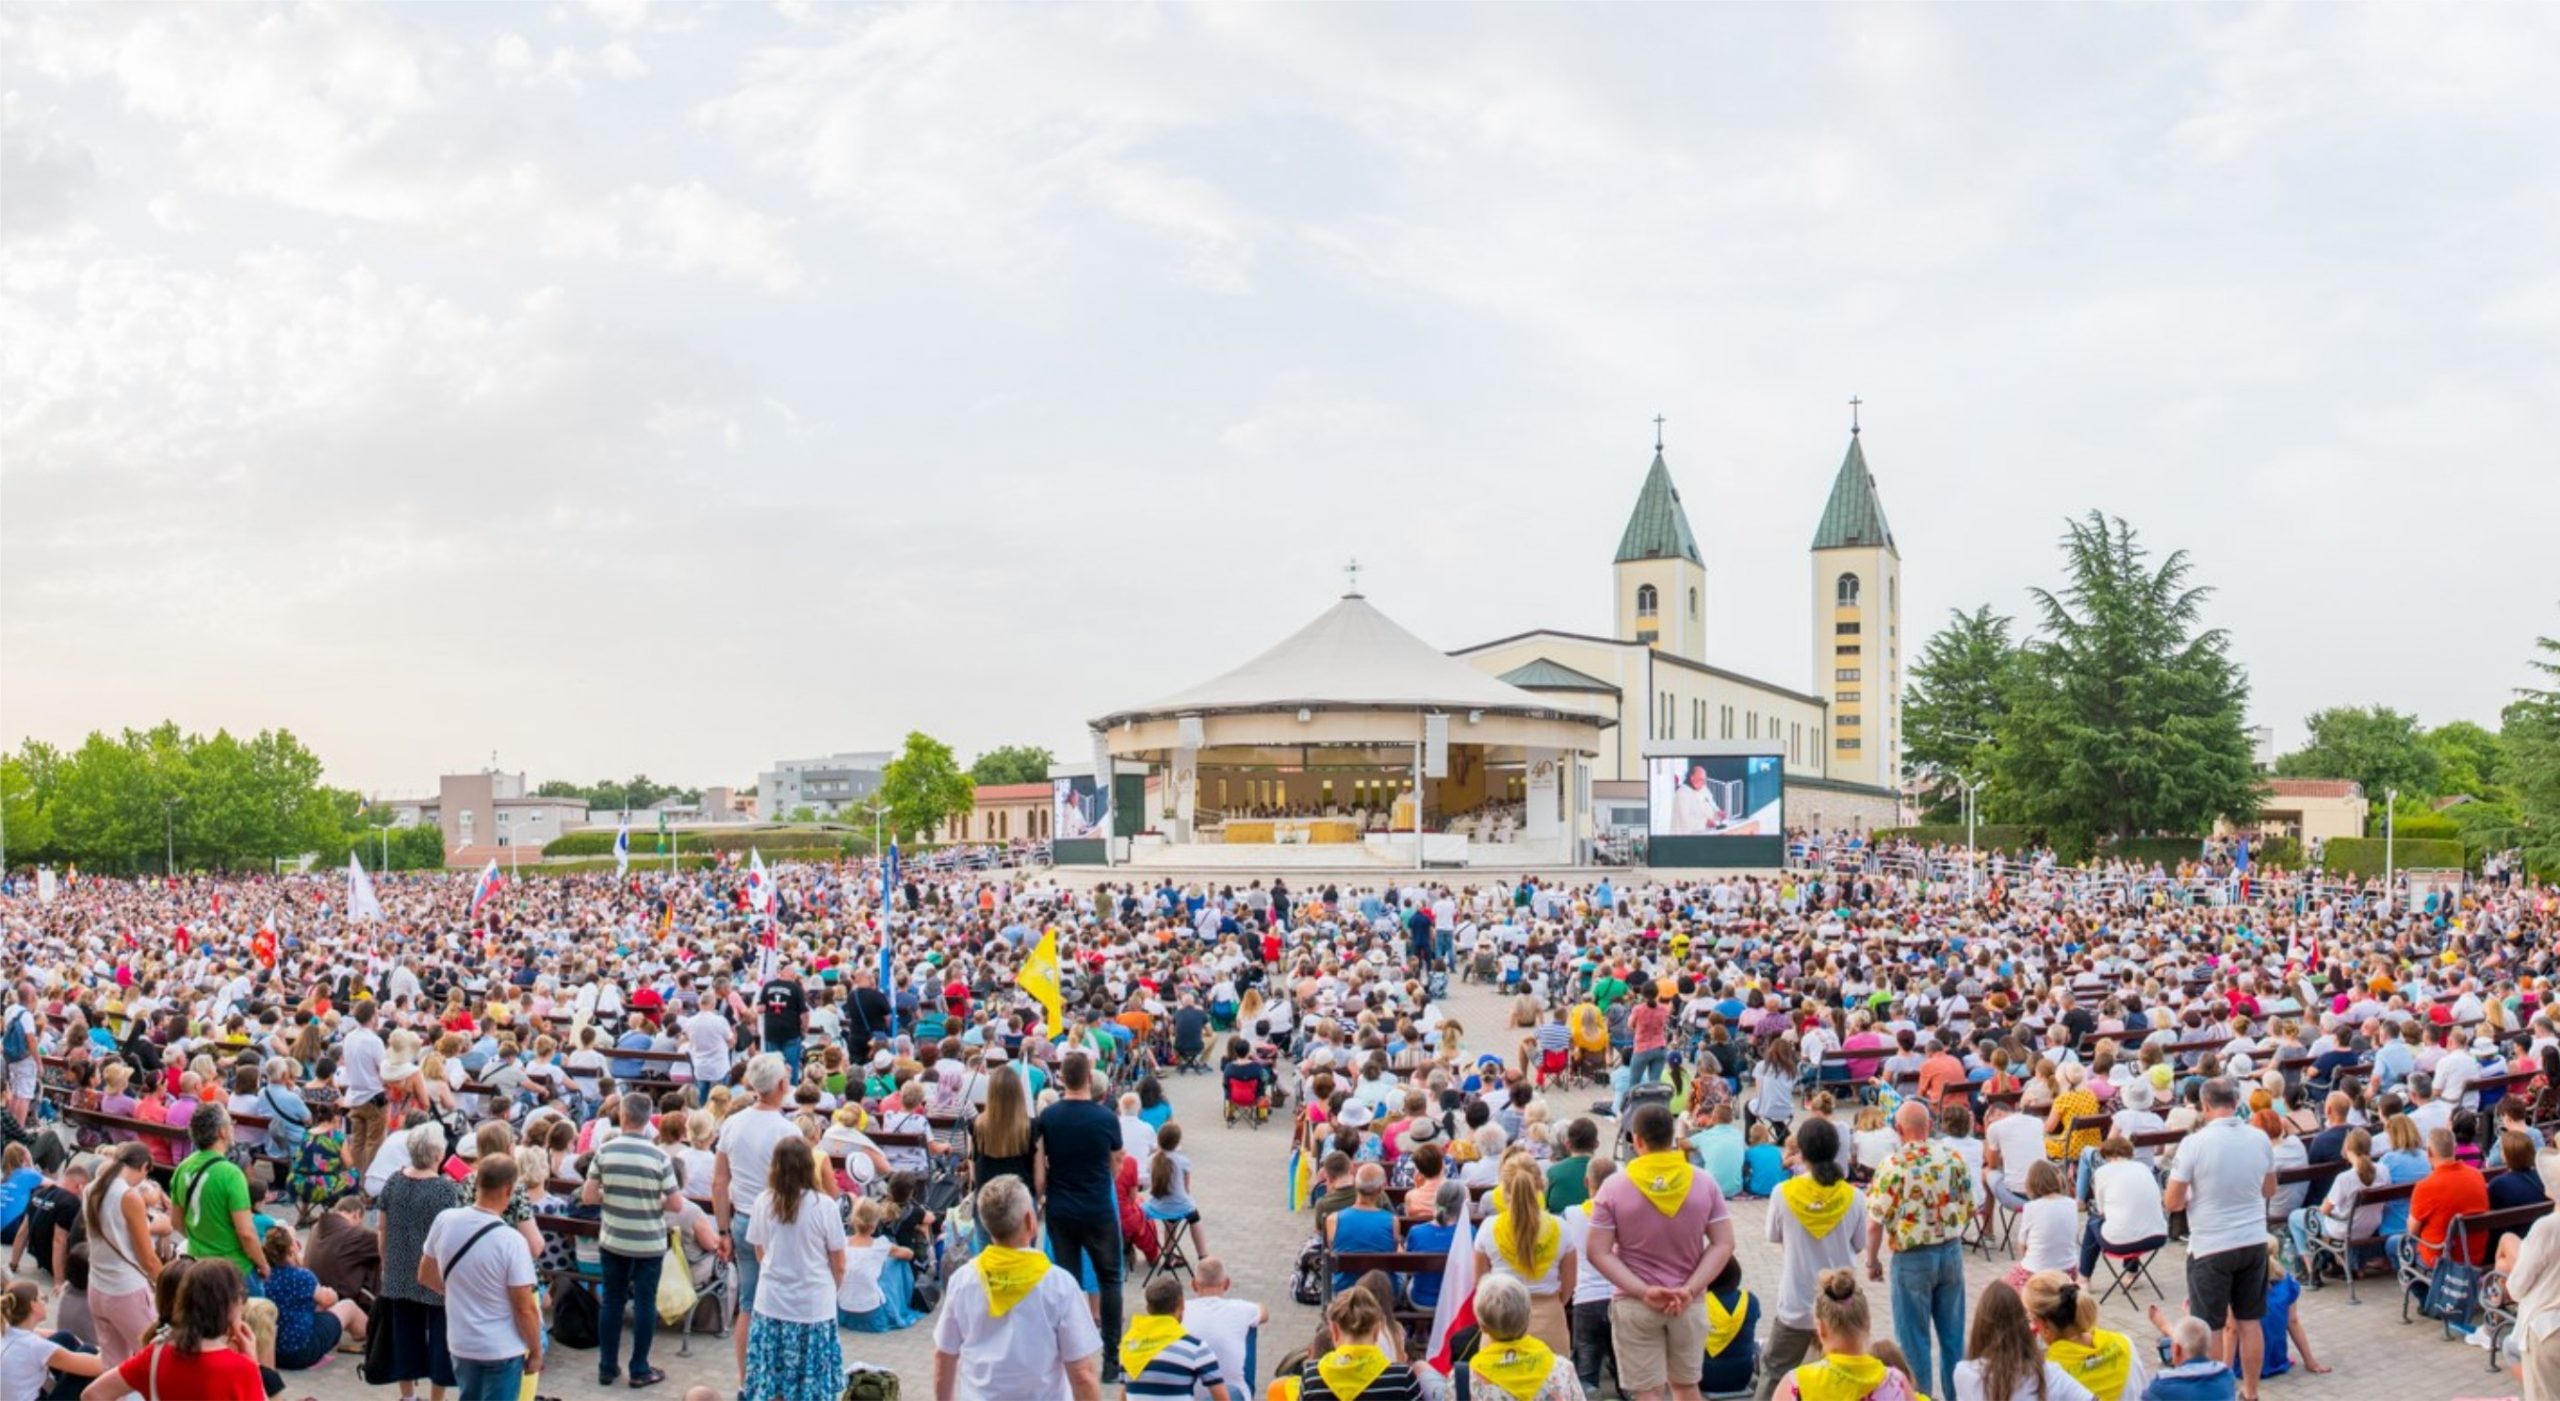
1018,927,1062,1039
252,922,278,970
346,854,385,923
614,814,631,877
1422,1211,1479,1375
468,858,502,918
885,841,901,909
880,938,898,1037
746,849,773,918
658,901,675,943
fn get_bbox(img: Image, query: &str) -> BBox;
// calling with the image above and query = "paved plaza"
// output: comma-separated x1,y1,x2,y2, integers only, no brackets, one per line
216,965,2518,1401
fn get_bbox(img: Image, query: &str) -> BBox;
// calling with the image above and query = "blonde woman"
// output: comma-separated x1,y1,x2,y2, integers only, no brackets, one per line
2020,1270,2144,1401
1471,1152,1573,1354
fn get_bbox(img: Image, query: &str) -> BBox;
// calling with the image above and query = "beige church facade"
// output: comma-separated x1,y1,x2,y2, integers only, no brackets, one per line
1451,427,1905,834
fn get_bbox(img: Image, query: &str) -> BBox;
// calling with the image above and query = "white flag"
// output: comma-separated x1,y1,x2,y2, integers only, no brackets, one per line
614,814,631,877
346,853,385,923
747,848,773,917
35,868,57,905
1423,1206,1477,1373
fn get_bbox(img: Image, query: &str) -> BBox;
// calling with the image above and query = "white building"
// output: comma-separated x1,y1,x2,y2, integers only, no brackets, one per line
756,752,889,820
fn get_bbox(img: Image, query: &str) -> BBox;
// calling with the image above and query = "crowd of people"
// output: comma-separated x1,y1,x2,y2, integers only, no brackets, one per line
0,838,2550,1401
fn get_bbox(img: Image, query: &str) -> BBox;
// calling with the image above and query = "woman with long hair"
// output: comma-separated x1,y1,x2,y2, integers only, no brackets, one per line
2020,1270,2144,1401
969,1068,1034,1189
1953,1279,2093,1401
1761,1116,1865,1392
80,1144,160,1368
742,1137,846,1401
1295,1288,1422,1401
81,1261,262,1401
0,1278,105,1400
1771,1268,1916,1400
1470,1151,1573,1354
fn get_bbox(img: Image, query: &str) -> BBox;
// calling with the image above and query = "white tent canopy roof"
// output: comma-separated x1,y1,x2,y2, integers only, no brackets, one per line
1096,593,1599,727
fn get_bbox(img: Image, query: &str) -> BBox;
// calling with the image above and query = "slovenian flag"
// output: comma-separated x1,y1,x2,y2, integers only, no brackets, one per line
468,858,502,918
614,815,631,877
1422,1210,1479,1375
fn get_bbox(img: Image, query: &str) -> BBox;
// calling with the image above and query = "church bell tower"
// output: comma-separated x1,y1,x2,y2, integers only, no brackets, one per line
1613,423,1708,665
1810,409,1901,791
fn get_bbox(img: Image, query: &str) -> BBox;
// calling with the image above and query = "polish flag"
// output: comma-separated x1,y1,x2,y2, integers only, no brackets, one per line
468,859,502,918
252,923,278,970
1422,1211,1478,1374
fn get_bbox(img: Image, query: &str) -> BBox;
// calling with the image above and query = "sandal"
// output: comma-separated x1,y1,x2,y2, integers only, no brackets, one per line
630,1368,669,1389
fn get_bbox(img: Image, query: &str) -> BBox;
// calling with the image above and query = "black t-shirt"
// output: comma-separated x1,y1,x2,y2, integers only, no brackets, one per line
843,988,894,1062
758,980,807,1046
1030,1098,1121,1224
23,1185,80,1274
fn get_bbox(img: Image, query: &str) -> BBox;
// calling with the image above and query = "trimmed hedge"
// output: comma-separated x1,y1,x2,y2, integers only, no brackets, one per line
2247,836,2303,870
2318,836,2467,877
2369,811,2460,842
542,826,857,858
1872,824,2043,853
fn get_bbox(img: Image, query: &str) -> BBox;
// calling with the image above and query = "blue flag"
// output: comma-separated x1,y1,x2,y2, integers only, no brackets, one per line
883,842,901,1036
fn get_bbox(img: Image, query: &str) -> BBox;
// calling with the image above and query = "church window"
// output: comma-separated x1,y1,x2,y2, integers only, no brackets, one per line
1747,713,1758,740
1687,587,1699,619
1836,573,1861,608
1838,737,1862,751
1637,584,1659,618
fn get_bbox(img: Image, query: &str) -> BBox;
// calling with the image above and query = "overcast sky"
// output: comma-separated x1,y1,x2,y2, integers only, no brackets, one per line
5,2,2557,797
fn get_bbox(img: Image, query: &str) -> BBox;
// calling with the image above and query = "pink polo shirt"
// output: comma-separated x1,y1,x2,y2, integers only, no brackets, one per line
1589,1166,1732,1290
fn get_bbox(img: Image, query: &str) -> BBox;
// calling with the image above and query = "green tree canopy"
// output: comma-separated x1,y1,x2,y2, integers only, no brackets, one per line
1902,605,2016,822
1989,513,2259,851
878,731,975,842
2506,628,2560,876
2426,720,2509,802
969,745,1056,786
17,724,341,872
2274,705,2440,801
532,775,701,813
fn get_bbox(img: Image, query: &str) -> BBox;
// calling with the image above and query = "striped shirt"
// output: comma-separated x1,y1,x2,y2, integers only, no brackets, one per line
585,1136,678,1257
1298,1359,1424,1401
1125,1334,1226,1399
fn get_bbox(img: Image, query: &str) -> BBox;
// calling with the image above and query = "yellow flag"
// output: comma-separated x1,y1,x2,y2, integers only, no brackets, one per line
1019,928,1062,1038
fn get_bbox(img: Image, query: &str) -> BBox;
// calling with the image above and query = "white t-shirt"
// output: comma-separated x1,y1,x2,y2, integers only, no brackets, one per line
683,1011,732,1082
2169,1115,2275,1257
716,1108,797,1213
1562,1201,1613,1305
2090,1159,2169,1245
744,1190,846,1325
2015,1195,2079,1274
1182,1294,1262,1399
931,1259,1102,1401
421,1206,537,1362
1952,1357,2097,1401
1984,1112,2047,1193
1761,1182,1867,1330
0,1326,63,1401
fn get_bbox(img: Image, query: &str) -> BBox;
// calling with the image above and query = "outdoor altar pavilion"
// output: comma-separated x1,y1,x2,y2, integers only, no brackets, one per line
1088,587,1614,867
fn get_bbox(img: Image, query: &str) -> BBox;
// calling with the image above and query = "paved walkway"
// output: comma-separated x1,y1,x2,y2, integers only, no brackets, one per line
279,970,2512,1398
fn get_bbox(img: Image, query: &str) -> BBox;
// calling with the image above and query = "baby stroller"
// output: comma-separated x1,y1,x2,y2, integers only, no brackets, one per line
1613,1082,1678,1159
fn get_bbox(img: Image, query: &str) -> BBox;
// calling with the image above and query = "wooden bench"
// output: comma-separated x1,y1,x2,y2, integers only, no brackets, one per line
2467,1069,2540,1107
1321,1249,1447,1334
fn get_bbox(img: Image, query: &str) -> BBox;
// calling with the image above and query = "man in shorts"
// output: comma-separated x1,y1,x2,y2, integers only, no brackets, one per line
2164,1077,2275,1391
1585,1102,1737,1401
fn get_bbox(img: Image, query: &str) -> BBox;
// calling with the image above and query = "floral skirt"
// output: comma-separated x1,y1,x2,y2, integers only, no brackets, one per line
744,1314,843,1401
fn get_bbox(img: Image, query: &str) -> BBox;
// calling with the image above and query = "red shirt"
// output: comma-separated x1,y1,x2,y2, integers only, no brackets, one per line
2410,1160,2492,1266
118,1344,265,1401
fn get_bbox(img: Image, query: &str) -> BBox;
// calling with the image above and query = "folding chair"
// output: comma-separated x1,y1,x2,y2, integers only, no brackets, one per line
673,1256,732,1357
2092,1238,2167,1307
1146,1212,1197,1286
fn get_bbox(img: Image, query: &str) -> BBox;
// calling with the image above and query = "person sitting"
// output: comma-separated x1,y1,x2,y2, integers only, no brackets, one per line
1696,1254,1761,1399
2409,1125,2491,1269
1297,1288,1422,1401
0,1278,104,1399
1323,1164,1397,1296
257,1225,364,1370
1119,1273,1230,1399
2139,1314,2236,1401
304,1194,380,1307
2078,1136,2169,1280
1466,1272,1581,1400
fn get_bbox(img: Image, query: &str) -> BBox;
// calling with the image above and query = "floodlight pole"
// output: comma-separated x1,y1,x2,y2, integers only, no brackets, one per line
2384,787,2397,913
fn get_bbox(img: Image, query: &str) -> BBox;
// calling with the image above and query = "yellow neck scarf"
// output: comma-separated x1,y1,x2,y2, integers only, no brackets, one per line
1705,1288,1752,1356
2048,1330,2134,1401
1779,1176,1855,1240
1314,1344,1391,1400
1487,1211,1561,1280
1119,1314,1187,1379
973,1244,1048,1318
1468,1336,1558,1401
1625,1150,1694,1215
1792,1352,1889,1401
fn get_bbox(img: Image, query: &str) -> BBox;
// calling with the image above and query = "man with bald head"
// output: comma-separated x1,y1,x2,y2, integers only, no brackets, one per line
1862,1098,1974,1401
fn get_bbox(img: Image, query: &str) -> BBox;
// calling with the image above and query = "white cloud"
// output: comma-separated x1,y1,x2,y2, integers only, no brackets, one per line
0,90,100,242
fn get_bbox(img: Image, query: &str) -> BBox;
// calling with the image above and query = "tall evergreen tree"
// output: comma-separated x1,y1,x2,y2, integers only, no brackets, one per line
1902,605,2016,821
2505,629,2560,875
1991,512,2259,850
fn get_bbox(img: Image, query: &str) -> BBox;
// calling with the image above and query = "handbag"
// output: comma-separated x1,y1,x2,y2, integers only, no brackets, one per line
551,1279,600,1348
655,1230,699,1326
358,1294,399,1385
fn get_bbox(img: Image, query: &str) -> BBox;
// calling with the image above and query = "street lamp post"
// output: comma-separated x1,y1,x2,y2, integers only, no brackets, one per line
162,797,181,877
2384,787,2397,913
1955,775,1992,899
373,819,395,873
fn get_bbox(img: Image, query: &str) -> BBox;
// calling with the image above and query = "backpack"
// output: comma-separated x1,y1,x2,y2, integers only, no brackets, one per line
1289,1234,1324,1306
841,1365,902,1401
1,1009,26,1064
550,1282,600,1348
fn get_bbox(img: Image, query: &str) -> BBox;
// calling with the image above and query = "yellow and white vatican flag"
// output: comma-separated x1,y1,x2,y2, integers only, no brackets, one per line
1018,927,1063,1039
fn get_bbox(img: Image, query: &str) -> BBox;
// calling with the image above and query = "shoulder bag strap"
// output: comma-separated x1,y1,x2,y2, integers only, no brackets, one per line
442,1219,508,1278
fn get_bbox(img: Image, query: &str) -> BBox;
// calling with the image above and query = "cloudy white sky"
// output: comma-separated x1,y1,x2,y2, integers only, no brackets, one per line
5,2,2557,797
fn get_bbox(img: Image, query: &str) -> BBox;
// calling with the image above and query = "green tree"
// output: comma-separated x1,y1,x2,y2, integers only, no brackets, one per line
969,745,1056,786
2507,629,2560,876
2426,720,2509,801
2274,705,2440,802
1990,513,2259,851
390,820,450,870
1902,606,2016,821
878,731,975,842
1,744,60,866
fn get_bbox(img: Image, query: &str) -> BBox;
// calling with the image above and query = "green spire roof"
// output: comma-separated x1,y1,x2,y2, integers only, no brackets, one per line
1614,452,1703,565
1497,656,1618,693
1811,433,1895,552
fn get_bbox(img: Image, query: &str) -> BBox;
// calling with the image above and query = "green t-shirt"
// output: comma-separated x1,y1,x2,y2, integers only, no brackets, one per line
170,1149,254,1268
1592,977,1631,1012
1545,1154,1592,1214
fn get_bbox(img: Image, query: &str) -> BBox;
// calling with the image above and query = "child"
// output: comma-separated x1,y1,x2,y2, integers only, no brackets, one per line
1697,1255,1761,1398
881,1173,939,1308
290,1102,354,1222
837,1197,920,1332
1147,1122,1210,1256
1742,1122,1788,1199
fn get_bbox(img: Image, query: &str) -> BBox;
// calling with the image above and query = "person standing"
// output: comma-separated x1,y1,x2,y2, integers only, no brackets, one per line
680,993,734,1098
581,1093,682,1389
1757,1119,1865,1401
418,1155,543,1401
741,1137,846,1401
714,1054,797,1388
1863,1100,1973,1401
1034,1052,1127,1383
82,1143,162,1367
757,964,809,1081
931,1176,1104,1401
169,1104,266,1288
1586,1102,1738,1401
2161,1078,2275,1396
339,1001,389,1188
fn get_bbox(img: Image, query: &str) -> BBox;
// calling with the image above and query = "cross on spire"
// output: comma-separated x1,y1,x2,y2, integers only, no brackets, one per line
1849,396,1863,435
1653,414,1666,452
1343,556,1363,597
